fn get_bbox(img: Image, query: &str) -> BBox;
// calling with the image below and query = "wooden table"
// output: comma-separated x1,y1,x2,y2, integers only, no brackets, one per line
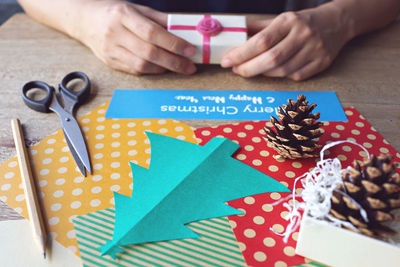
0,14,399,219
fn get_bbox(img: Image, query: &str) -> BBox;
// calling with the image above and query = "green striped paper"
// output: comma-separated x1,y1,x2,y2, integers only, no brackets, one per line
73,208,246,266
295,263,327,267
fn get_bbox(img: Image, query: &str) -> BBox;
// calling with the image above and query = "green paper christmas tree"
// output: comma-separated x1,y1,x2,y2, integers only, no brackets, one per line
100,132,289,258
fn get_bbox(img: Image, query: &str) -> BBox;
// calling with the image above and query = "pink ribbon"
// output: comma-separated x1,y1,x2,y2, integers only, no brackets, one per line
168,15,247,64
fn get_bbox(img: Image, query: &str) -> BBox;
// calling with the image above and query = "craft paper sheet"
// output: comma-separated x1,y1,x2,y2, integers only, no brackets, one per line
194,107,400,267
106,90,347,121
0,220,81,267
0,102,197,255
73,208,247,266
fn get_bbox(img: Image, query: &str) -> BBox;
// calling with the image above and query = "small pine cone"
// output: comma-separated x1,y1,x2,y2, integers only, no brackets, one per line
262,94,324,159
330,154,400,238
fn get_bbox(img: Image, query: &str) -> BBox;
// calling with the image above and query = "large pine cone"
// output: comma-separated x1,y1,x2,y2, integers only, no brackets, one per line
263,94,324,159
330,154,400,238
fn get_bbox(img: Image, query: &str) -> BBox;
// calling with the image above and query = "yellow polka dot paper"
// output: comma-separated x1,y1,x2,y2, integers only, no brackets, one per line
0,102,197,255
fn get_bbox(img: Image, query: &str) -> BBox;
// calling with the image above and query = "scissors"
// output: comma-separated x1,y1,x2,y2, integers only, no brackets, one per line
22,71,92,177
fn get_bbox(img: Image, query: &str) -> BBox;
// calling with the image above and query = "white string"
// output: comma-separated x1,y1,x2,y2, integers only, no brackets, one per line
319,140,370,161
271,140,371,242
270,193,302,207
269,201,303,243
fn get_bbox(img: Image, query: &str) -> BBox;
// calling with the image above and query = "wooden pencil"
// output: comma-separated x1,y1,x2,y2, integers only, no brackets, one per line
11,118,47,259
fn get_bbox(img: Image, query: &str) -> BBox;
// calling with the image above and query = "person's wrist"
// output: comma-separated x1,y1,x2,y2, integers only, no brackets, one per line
327,1,356,42
298,2,355,47
316,1,356,43
66,0,94,43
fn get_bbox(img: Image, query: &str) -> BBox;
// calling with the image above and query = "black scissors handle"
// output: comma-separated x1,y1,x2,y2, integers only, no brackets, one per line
59,71,91,104
22,71,91,113
22,81,54,113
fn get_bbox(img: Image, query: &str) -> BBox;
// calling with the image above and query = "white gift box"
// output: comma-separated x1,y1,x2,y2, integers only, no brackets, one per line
167,14,247,64
296,215,400,267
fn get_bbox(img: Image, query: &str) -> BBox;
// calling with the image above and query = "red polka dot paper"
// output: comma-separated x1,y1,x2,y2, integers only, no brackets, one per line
194,107,400,267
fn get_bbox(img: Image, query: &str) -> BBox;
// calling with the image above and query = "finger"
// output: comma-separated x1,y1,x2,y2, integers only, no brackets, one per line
133,3,168,27
262,45,315,78
118,27,196,74
221,17,290,68
107,46,166,75
246,18,273,35
288,60,327,81
231,30,305,77
121,7,196,57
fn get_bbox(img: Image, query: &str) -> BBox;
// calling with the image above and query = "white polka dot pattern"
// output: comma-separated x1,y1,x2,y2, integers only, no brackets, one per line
0,102,197,256
194,107,400,267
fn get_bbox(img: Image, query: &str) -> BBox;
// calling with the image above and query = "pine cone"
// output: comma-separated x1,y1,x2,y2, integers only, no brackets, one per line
262,94,324,159
330,154,400,238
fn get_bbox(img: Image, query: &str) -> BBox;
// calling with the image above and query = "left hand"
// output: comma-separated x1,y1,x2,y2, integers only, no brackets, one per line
221,7,351,81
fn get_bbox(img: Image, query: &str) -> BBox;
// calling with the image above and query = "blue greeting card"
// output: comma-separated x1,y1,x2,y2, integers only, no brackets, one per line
105,90,347,121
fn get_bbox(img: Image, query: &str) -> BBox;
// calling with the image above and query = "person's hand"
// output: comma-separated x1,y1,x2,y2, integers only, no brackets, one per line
221,6,351,81
76,0,197,75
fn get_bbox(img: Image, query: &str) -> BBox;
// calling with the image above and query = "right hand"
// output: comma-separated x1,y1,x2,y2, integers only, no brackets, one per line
76,1,197,75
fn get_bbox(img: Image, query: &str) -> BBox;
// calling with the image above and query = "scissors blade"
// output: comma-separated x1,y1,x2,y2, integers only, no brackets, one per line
48,93,92,176
63,129,86,176
59,114,92,176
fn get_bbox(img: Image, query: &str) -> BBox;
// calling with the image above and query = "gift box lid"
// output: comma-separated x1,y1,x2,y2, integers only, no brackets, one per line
296,215,400,267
